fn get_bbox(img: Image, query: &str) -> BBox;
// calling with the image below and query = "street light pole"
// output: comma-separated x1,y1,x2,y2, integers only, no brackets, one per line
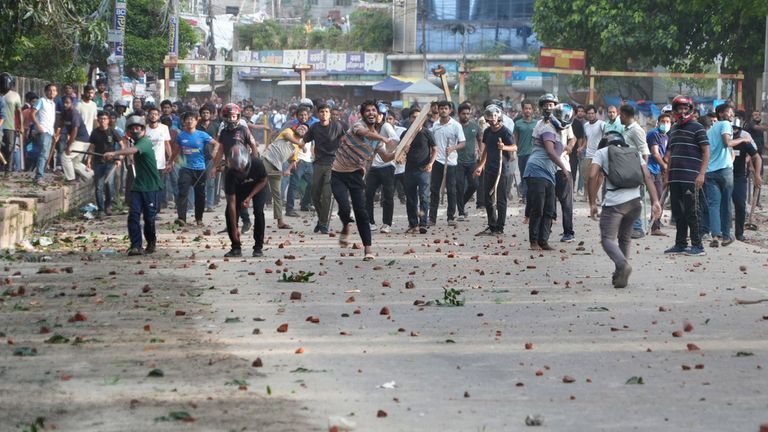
762,15,768,114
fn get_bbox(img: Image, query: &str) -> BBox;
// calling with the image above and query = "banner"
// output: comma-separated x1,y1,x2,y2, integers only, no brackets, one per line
539,48,587,71
168,15,179,58
113,0,127,59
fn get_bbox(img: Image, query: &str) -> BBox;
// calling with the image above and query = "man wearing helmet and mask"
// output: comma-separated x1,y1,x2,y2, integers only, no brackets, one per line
588,131,661,288
474,104,517,236
211,103,260,233
222,144,269,258
103,115,164,256
662,95,710,256
523,94,572,250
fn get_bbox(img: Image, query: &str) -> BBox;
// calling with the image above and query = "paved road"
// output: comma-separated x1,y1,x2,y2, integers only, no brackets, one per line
2,199,767,431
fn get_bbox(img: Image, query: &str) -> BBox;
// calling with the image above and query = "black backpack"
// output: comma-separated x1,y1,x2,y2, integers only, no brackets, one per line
603,144,644,191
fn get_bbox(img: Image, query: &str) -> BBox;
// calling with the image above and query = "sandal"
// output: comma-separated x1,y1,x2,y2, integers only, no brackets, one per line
278,223,292,229
363,253,375,261
339,232,350,248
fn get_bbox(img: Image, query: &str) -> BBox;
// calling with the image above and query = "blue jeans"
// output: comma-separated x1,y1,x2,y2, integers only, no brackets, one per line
286,160,313,211
404,170,430,228
93,163,116,211
35,132,53,180
128,190,160,249
704,167,733,238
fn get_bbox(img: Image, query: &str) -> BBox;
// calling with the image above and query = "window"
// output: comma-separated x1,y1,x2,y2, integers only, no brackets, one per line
334,0,352,6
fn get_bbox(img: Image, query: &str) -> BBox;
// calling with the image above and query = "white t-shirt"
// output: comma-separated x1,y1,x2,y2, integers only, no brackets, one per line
558,125,576,172
34,97,57,135
297,141,313,163
592,145,644,207
145,123,171,169
372,122,399,168
3,90,21,131
394,125,407,174
583,119,605,159
431,118,466,166
76,100,98,135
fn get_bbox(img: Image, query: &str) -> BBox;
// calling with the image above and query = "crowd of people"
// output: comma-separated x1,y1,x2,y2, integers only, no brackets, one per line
0,71,765,288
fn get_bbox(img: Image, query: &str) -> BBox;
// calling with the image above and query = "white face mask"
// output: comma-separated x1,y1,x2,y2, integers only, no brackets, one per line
658,123,670,134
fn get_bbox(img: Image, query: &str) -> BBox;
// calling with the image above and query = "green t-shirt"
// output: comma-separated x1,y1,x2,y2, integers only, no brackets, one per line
514,118,537,156
457,120,481,164
131,136,163,192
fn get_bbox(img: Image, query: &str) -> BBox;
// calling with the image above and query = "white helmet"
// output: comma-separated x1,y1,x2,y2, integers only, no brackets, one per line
483,104,502,124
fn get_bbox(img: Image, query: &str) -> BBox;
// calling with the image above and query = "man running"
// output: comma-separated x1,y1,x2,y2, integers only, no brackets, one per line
332,100,398,260
474,104,516,236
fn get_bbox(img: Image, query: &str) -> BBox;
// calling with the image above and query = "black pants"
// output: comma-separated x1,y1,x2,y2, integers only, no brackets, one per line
1,130,14,173
365,165,395,226
226,185,267,252
178,168,206,223
395,172,406,202
332,170,372,246
483,164,508,231
456,161,477,216
429,161,457,223
526,177,556,245
732,175,748,238
555,170,574,236
669,182,703,248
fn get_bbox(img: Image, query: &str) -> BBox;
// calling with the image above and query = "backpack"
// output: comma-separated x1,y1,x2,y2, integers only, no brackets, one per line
603,145,644,191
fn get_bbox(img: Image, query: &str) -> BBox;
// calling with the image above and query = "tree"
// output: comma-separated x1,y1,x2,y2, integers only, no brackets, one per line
532,0,768,109
0,0,197,84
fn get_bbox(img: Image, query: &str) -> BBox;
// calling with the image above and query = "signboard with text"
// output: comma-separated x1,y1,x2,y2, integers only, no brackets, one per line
113,0,127,59
236,50,385,79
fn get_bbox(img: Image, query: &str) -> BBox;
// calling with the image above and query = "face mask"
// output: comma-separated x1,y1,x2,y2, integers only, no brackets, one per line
130,131,142,141
658,123,670,133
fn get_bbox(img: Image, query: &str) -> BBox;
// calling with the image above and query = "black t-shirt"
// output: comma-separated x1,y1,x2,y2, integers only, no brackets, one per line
745,120,765,151
224,156,267,196
218,125,255,158
57,109,90,142
482,125,514,172
732,138,758,178
402,129,435,172
304,120,345,166
89,127,122,164
570,119,585,156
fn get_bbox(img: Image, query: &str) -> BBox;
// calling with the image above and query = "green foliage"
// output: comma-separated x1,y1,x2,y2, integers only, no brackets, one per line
123,0,198,78
532,0,768,106
236,9,392,52
465,70,491,102
0,0,197,83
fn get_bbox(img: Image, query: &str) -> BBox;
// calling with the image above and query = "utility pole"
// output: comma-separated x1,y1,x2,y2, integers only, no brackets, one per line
207,0,216,98
420,0,427,78
762,15,768,115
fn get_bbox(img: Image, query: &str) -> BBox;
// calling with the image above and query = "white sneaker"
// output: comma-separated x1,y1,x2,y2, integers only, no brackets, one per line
370,223,378,231
379,224,391,234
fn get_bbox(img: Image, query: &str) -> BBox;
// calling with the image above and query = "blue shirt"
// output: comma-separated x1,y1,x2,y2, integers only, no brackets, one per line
706,120,733,172
176,130,212,170
646,128,667,175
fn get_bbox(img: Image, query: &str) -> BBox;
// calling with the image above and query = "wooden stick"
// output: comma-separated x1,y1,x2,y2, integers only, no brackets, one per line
490,141,503,203
735,298,768,305
394,105,432,163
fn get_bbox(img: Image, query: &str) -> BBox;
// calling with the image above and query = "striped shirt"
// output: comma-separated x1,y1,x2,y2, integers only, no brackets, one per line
667,120,709,184
332,120,382,173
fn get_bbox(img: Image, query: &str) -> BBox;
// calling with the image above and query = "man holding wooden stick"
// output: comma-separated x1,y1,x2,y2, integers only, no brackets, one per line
474,104,516,236
429,100,465,227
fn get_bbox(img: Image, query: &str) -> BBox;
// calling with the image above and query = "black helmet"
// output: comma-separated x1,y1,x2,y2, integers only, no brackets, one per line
538,93,559,108
549,103,574,130
0,72,14,94
227,144,251,172
604,130,626,147
126,115,146,129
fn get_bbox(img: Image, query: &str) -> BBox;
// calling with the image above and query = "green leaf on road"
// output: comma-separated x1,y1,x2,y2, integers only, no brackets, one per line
735,351,754,357
148,368,165,377
266,385,272,395
225,379,249,386
44,334,70,344
587,306,610,312
290,367,328,373
224,317,241,324
625,376,645,385
102,376,120,385
13,347,38,356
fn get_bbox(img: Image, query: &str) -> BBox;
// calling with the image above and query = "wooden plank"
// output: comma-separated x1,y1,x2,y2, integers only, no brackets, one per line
394,104,433,163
